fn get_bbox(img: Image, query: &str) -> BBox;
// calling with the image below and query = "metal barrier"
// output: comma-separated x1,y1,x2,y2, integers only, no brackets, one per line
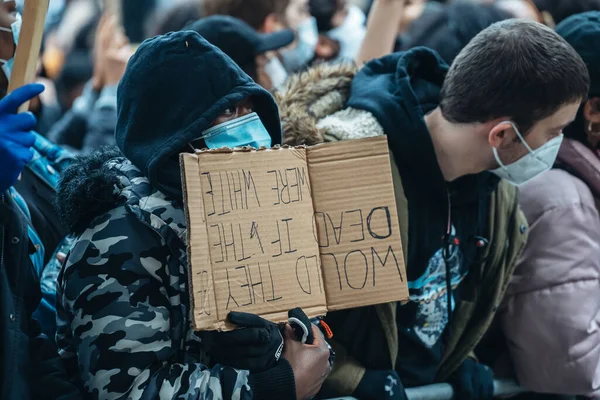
329,379,526,400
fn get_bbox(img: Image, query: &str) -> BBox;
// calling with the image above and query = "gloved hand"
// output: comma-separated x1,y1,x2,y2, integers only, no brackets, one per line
207,312,284,372
354,369,408,400
288,307,315,344
0,83,44,192
448,358,494,400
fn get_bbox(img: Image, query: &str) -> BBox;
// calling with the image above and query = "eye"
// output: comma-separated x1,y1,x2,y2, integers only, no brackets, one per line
222,107,235,115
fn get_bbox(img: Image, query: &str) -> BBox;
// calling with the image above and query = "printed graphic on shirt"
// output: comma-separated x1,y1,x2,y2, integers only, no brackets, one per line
407,227,466,348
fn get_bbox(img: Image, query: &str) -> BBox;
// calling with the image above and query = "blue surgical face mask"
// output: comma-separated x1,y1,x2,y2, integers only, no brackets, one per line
198,112,272,150
0,13,22,81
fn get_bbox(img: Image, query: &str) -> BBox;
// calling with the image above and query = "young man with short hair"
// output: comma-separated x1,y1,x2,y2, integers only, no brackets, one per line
276,19,589,400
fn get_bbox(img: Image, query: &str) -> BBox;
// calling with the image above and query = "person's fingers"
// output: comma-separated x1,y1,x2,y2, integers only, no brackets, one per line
101,16,117,49
95,13,108,42
5,141,34,164
0,84,45,115
282,323,296,341
227,311,270,328
112,28,128,48
16,146,34,164
1,112,37,133
105,46,133,63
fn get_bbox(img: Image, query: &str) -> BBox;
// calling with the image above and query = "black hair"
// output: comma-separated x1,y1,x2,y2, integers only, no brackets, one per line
440,19,590,134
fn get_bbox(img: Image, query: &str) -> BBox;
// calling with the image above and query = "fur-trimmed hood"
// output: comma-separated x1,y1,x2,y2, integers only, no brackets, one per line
275,62,359,146
56,147,186,238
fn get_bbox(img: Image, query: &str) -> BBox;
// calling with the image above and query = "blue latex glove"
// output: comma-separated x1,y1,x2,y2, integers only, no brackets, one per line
354,369,408,400
0,83,44,192
448,358,494,400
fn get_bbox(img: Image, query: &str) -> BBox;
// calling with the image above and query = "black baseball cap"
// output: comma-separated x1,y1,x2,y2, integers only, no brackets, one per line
186,16,295,73
556,11,600,97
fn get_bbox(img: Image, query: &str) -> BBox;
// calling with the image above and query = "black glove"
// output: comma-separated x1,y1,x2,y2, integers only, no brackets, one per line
288,307,315,344
207,312,284,372
448,358,494,400
353,370,408,400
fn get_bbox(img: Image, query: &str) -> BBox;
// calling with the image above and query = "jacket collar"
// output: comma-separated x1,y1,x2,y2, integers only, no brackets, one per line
105,158,187,245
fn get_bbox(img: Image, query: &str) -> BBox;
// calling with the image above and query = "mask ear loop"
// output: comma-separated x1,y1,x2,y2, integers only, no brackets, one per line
188,143,197,152
499,120,536,153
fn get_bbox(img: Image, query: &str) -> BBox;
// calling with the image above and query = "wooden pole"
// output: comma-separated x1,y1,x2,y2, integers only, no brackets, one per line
7,0,50,113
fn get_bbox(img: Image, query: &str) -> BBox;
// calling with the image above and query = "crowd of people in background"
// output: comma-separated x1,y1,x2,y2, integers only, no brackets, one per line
2,0,600,399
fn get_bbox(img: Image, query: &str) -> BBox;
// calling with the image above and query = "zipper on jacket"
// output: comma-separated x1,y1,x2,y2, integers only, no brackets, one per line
442,188,453,327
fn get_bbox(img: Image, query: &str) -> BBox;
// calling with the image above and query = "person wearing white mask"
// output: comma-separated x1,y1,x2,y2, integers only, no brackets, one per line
0,0,20,93
187,15,293,91
309,0,367,62
280,0,319,72
276,18,589,400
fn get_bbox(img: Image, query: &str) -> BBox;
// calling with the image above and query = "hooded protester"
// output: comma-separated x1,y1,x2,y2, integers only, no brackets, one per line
55,31,330,400
186,16,294,91
276,19,589,400
499,11,600,397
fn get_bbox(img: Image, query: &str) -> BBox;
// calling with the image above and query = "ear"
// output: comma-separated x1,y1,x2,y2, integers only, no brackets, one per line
488,121,516,149
261,13,284,33
584,98,600,125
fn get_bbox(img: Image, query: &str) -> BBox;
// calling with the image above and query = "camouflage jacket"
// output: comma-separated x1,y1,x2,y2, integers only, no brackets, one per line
56,151,252,399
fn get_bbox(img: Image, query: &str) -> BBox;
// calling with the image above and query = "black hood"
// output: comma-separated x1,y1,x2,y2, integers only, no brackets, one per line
347,47,499,203
116,31,282,200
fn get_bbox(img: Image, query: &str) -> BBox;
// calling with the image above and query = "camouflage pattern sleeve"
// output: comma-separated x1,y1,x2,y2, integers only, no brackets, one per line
56,207,253,399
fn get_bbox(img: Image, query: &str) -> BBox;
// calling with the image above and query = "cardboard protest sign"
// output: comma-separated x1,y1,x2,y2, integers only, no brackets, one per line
8,0,49,112
181,136,409,330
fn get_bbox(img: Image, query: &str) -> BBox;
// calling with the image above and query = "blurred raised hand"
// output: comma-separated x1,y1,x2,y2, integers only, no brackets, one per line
0,83,44,192
92,14,134,91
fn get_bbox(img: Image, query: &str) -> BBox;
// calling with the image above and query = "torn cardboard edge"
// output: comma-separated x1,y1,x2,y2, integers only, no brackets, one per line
181,136,409,331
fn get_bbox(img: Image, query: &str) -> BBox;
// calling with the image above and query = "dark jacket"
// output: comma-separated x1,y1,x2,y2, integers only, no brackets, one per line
55,32,290,400
1,135,80,399
276,51,528,396
12,133,73,339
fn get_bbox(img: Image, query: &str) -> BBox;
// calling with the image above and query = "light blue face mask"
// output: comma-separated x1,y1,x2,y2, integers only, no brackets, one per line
0,13,22,81
199,112,272,149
